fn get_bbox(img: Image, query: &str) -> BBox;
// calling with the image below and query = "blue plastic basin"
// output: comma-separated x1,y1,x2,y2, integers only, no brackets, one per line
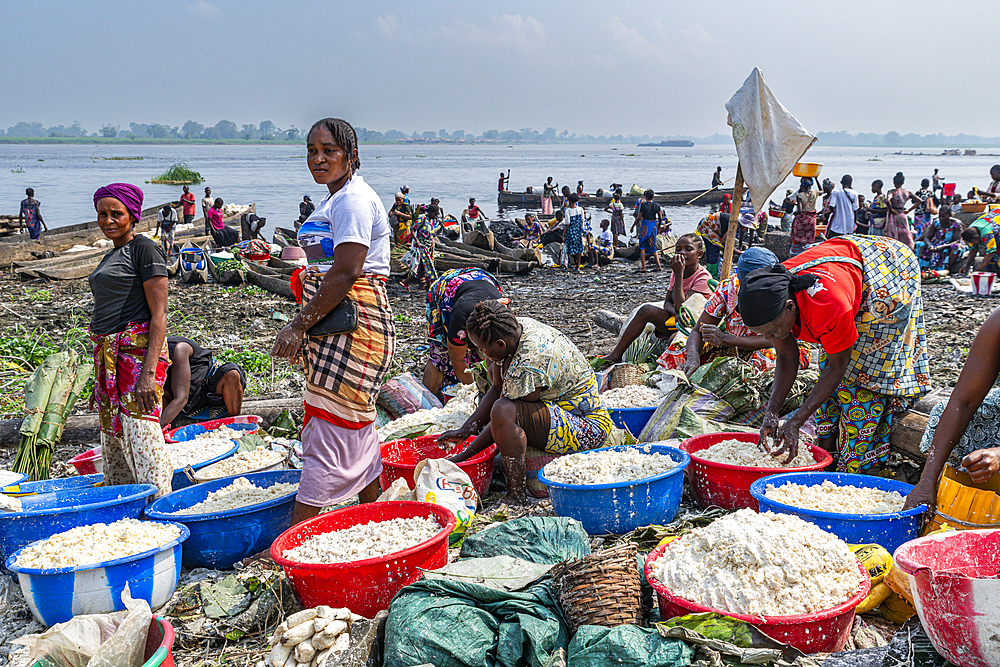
0,484,157,570
7,521,189,626
168,442,239,491
750,472,924,553
145,469,301,569
539,444,690,535
3,474,104,497
608,407,656,437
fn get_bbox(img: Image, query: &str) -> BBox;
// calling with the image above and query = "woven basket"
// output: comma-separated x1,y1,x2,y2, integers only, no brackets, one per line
605,363,646,390
550,544,643,633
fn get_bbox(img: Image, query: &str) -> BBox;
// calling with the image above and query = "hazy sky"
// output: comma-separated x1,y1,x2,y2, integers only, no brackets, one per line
5,0,994,138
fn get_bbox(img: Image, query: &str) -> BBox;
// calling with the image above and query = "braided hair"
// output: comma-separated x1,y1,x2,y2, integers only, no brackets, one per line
308,118,361,173
466,300,518,345
677,232,703,251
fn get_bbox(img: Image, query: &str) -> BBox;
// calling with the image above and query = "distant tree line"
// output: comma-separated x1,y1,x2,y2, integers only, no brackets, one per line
1,120,300,141
4,121,1000,147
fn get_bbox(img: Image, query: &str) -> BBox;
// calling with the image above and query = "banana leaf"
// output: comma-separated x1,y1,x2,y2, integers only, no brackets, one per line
58,362,93,443
18,352,66,438
36,360,76,446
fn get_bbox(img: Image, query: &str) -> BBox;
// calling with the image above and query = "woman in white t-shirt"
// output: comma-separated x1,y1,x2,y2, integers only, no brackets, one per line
272,118,395,525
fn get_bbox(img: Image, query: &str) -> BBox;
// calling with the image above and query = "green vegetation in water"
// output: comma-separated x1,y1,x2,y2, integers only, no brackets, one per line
37,159,44,161
104,156,144,160
11,165,24,173
152,162,203,184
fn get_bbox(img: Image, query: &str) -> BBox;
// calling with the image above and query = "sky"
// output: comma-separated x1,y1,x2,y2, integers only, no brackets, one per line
4,0,997,138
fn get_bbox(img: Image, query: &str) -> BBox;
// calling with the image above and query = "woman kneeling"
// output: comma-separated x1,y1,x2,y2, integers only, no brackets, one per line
445,301,613,503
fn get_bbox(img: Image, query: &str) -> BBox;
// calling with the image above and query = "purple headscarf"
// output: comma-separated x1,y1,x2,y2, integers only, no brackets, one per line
93,183,144,223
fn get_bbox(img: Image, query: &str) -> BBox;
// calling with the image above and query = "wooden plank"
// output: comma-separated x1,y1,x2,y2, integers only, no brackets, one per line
890,410,928,463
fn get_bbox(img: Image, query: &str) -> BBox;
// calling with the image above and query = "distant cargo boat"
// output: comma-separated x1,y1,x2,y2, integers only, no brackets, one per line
498,189,727,209
637,140,695,147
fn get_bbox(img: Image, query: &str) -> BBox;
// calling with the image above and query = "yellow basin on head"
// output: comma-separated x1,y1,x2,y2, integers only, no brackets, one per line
792,162,823,178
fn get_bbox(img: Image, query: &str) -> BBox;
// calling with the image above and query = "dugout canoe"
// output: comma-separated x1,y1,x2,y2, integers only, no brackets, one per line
244,261,294,298
497,189,729,209
0,205,254,269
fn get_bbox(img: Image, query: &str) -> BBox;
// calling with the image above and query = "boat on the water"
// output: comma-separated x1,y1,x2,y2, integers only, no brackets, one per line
637,140,695,147
498,189,728,209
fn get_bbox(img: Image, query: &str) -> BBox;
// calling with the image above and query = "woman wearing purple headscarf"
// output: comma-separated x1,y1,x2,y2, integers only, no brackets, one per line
88,183,174,498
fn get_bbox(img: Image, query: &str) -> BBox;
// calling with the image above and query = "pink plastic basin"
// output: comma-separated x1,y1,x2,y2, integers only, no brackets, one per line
645,541,869,654
68,447,104,475
894,529,1000,667
380,435,496,499
680,433,833,510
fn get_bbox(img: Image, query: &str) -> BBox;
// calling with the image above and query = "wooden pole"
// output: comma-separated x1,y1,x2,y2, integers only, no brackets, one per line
719,164,744,280
685,176,736,205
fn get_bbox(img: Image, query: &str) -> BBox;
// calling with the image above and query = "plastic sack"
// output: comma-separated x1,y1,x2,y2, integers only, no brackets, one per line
638,383,735,442
568,625,692,667
14,585,152,667
376,372,443,418
459,516,590,565
414,457,477,543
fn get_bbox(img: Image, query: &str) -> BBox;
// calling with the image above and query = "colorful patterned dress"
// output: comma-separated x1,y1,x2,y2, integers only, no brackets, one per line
425,268,503,383
787,236,930,472
402,213,438,284
502,317,613,454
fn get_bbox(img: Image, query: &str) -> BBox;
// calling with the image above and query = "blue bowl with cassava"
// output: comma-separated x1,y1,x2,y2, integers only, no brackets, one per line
0,484,158,571
6,521,189,626
2,473,104,497
538,444,690,534
145,469,301,569
750,472,924,553
166,439,240,491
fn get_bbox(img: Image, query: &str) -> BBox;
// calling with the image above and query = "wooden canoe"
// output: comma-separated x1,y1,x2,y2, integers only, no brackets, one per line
37,258,102,280
245,263,294,298
497,189,728,209
0,204,254,269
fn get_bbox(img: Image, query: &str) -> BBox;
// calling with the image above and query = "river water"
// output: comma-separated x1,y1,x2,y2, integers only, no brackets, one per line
2,142,997,239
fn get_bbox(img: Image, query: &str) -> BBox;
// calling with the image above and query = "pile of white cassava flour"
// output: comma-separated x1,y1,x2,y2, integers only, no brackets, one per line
765,479,905,514
543,445,677,485
169,477,299,515
282,516,442,564
695,438,816,468
600,385,664,409
14,519,181,569
651,510,863,616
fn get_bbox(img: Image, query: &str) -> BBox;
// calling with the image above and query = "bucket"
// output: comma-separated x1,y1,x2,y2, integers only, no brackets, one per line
894,529,1000,667
943,183,956,197
971,272,995,296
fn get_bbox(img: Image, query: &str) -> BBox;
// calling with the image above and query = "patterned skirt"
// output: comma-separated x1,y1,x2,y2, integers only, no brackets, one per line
301,270,396,426
542,375,614,455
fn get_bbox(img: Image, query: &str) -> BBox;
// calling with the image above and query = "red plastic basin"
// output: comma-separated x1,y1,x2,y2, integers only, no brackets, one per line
645,541,869,654
894,529,1000,667
380,435,496,499
680,433,832,510
69,447,104,475
270,501,456,617
33,616,175,667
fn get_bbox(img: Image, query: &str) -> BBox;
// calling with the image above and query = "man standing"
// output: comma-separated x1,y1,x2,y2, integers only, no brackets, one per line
400,185,410,204
712,166,723,188
298,195,315,224
19,188,47,240
932,168,943,196
180,185,196,226
201,186,213,235
156,204,178,258
827,175,859,239
498,170,509,192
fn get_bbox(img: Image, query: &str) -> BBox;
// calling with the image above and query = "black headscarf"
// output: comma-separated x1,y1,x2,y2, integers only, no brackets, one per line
738,264,817,327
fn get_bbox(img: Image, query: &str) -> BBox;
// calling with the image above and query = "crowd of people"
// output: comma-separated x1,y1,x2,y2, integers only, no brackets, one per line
79,124,1000,527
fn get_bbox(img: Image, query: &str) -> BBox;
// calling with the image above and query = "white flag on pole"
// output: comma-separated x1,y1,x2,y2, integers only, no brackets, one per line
726,68,817,213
